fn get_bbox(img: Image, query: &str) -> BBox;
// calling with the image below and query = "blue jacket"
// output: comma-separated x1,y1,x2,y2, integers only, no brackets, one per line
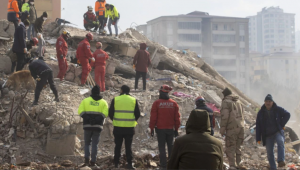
256,102,290,146
12,22,26,53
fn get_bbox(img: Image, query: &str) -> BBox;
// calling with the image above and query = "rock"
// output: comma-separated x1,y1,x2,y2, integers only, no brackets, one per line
65,72,75,81
149,141,158,150
0,55,12,74
8,90,15,99
0,20,15,38
60,160,73,167
2,88,9,95
79,167,92,170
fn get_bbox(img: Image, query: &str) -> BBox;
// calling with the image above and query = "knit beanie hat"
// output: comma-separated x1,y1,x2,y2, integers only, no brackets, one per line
222,87,232,97
121,85,130,94
264,94,273,102
91,85,100,96
42,12,48,17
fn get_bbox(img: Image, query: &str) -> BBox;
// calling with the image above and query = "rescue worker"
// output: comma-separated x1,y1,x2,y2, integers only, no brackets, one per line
109,85,140,169
34,12,47,34
84,6,99,32
256,94,290,169
149,85,180,170
104,4,120,37
78,85,108,168
7,0,21,29
76,33,94,86
220,87,246,170
28,57,59,105
195,96,215,136
90,42,109,92
133,43,151,91
22,0,37,39
56,30,71,81
95,0,106,34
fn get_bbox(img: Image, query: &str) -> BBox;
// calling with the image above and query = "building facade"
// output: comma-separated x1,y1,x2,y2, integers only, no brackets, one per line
137,11,250,93
248,7,295,54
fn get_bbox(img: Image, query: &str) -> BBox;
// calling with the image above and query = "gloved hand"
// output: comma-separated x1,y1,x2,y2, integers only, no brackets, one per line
60,55,63,59
257,141,261,145
91,57,95,62
36,77,41,81
174,130,179,137
112,22,115,25
93,21,96,24
283,127,285,130
151,129,154,137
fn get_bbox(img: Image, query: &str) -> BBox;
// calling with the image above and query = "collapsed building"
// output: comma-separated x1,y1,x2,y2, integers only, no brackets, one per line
0,20,299,169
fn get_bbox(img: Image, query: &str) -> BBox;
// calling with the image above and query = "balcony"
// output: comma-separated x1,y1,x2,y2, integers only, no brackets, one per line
212,43,236,46
212,30,236,35
178,29,201,34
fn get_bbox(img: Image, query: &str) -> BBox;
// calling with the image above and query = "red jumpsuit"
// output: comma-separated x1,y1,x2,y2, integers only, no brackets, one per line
76,38,93,85
91,49,109,92
56,35,68,81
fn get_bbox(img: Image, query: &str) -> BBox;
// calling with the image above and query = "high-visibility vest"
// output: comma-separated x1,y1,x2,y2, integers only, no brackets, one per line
21,2,30,12
95,0,106,16
7,0,20,19
113,95,137,127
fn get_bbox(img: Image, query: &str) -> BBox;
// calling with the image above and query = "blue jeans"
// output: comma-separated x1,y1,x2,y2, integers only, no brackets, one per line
108,18,119,36
266,130,285,170
27,24,35,40
84,130,101,162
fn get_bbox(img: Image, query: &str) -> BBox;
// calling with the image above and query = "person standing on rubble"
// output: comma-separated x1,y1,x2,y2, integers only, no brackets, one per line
167,107,223,170
133,43,151,91
7,0,21,29
149,85,180,170
21,0,37,39
56,30,71,81
90,42,109,92
220,87,246,170
256,94,290,169
37,33,45,59
34,11,47,34
76,33,94,86
95,0,106,34
104,4,120,37
109,85,140,169
194,96,215,136
84,6,99,32
78,85,108,168
28,57,59,105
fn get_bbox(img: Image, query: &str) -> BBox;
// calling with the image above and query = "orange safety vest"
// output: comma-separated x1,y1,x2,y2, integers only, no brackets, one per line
95,0,106,16
7,0,19,19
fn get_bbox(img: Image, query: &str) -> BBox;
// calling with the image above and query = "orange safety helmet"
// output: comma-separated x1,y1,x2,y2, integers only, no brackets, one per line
195,96,205,102
86,33,93,41
32,37,39,46
159,84,173,93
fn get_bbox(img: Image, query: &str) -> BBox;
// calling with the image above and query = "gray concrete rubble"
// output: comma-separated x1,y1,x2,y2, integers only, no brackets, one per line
0,20,15,40
0,21,299,169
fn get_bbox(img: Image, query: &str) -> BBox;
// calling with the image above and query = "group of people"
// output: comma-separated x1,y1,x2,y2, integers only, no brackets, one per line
83,0,120,37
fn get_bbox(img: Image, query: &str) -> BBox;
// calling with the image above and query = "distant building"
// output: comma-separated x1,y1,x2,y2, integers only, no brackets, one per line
248,6,295,54
295,30,300,53
137,11,250,93
0,0,61,23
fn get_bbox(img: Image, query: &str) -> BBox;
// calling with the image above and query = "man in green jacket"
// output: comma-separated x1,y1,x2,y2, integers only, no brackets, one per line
105,4,120,37
22,0,36,39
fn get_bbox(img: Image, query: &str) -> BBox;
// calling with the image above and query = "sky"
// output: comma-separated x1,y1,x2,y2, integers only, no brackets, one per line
61,0,300,31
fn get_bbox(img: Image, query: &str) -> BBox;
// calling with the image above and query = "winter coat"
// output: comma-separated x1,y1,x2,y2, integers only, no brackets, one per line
84,11,97,25
256,102,290,146
76,38,93,60
21,2,36,23
37,36,45,57
167,109,223,170
29,58,51,79
7,0,20,22
12,22,26,53
34,15,45,33
91,49,109,67
220,95,245,135
104,5,119,21
133,43,151,73
56,35,68,57
196,103,215,136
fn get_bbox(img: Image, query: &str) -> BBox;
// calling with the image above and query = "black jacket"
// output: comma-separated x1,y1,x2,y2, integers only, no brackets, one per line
29,58,51,79
109,94,140,135
34,15,44,33
12,23,26,53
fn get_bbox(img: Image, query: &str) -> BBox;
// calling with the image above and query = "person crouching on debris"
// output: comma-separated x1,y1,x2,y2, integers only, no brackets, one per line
167,106,223,170
256,94,290,170
195,96,215,136
76,33,94,86
149,85,180,170
90,42,109,92
84,6,99,32
220,87,246,170
133,43,151,91
28,57,59,105
78,85,108,168
56,30,71,81
109,85,140,169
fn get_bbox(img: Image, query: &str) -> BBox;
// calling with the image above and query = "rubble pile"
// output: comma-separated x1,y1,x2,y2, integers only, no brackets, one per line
0,20,15,40
0,21,299,169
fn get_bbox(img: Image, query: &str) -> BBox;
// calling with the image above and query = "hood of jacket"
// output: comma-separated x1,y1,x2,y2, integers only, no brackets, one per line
223,94,239,102
186,109,211,135
139,43,147,50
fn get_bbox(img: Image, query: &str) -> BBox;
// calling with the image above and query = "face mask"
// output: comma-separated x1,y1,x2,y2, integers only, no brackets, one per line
30,2,34,5
43,17,47,20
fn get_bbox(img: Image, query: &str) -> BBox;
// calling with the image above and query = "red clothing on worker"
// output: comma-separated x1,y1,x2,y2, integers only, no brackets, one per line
91,49,109,91
149,99,181,131
133,43,151,73
84,11,97,25
56,35,68,81
76,38,93,85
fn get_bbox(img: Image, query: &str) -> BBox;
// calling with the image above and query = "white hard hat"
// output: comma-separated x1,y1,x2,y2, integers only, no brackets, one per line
88,6,93,11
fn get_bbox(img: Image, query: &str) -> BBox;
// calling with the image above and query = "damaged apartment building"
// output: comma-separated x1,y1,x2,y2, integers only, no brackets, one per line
137,11,250,94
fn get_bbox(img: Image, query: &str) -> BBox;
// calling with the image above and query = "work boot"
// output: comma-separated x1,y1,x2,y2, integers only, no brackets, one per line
114,163,119,168
89,162,99,169
54,97,59,102
80,158,90,167
278,161,286,167
32,100,38,106
126,164,135,169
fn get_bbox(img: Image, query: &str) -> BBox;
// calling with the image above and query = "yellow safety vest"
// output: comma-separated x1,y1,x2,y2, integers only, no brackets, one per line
113,95,137,127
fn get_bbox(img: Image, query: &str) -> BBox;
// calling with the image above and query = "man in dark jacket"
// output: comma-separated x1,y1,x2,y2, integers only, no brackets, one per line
149,85,180,170
133,43,151,91
34,12,47,34
29,57,59,105
256,94,290,170
12,19,30,71
167,107,223,170
78,85,108,168
195,96,214,136
109,85,140,169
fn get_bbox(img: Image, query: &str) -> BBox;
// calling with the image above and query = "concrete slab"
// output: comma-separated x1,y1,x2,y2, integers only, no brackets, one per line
46,134,76,156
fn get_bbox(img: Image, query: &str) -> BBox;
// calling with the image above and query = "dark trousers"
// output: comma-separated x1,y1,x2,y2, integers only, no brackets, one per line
114,134,133,164
35,70,58,102
98,16,105,30
84,23,99,31
156,128,174,168
135,71,147,90
84,130,101,163
16,53,25,71
12,20,18,30
11,62,16,73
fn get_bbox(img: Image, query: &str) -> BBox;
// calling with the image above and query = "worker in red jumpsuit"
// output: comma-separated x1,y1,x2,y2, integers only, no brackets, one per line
56,30,71,81
76,33,94,86
90,42,109,92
